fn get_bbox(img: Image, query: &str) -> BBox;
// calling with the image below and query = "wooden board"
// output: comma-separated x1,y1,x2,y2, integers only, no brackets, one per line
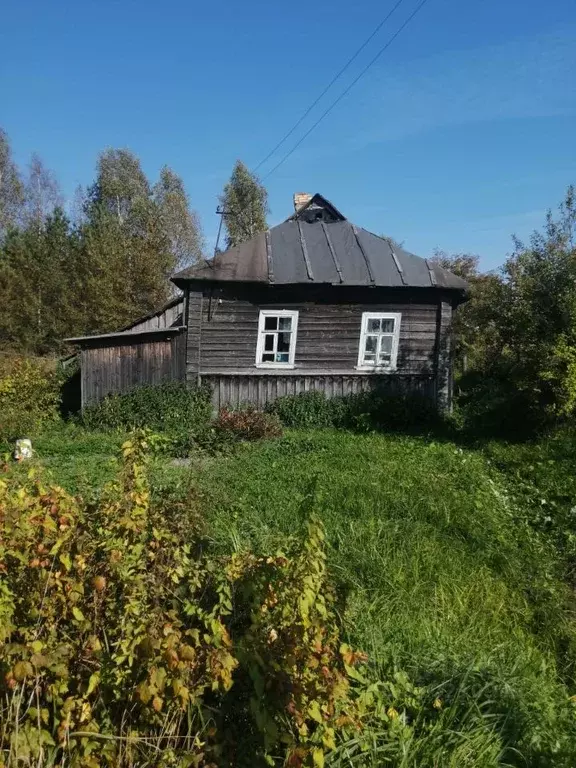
80,331,186,407
185,285,441,379
203,372,436,410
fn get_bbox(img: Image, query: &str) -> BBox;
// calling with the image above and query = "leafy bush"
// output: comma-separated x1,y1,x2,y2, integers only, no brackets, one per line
268,390,345,429
268,390,439,433
0,434,371,767
0,357,61,443
455,368,547,438
215,406,283,442
80,381,213,434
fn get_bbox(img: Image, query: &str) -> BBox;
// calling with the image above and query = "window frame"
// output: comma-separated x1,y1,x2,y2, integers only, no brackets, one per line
255,309,299,369
356,312,401,371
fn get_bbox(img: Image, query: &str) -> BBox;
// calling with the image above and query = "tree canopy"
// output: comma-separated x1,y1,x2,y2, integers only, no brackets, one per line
0,130,204,353
219,160,269,249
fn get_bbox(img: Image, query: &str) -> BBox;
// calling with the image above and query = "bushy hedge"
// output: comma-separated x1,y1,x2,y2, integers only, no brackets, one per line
0,434,373,767
80,382,213,434
268,389,440,432
0,357,61,443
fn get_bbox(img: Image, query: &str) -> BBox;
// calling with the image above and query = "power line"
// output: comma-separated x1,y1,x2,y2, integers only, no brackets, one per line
262,0,432,181
253,0,408,173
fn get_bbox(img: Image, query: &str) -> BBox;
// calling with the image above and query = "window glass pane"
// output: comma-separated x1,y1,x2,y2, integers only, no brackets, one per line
276,352,289,363
367,318,381,332
262,353,274,362
279,316,292,331
363,352,376,363
277,332,291,353
264,316,278,331
381,319,395,333
378,336,393,365
380,336,393,353
264,334,274,351
364,335,377,353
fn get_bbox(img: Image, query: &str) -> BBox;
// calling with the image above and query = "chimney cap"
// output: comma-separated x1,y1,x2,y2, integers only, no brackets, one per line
293,192,313,212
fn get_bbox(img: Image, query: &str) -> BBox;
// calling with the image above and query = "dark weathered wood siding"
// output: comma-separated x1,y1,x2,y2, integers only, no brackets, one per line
186,288,438,377
127,300,183,333
435,300,453,411
204,372,436,411
80,331,185,407
184,284,453,410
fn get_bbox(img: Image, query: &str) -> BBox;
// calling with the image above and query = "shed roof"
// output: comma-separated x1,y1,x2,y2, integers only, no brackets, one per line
172,194,468,294
64,326,186,347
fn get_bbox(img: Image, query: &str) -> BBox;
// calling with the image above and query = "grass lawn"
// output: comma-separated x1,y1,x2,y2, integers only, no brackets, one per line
11,424,576,765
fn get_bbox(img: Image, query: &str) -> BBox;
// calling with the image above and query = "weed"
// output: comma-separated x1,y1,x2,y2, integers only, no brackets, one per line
80,381,213,435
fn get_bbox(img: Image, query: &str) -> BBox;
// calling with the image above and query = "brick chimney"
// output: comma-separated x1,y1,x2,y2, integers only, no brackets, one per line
293,192,313,212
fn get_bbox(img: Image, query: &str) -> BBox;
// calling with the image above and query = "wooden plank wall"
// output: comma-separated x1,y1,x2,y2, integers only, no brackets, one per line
186,290,438,379
204,373,436,411
435,301,453,412
81,332,185,407
127,299,184,333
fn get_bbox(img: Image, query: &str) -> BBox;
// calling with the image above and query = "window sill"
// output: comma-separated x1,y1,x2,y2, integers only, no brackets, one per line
354,366,397,373
255,363,295,370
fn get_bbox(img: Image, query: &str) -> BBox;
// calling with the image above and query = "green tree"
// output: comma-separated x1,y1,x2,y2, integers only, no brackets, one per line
499,185,576,416
22,153,63,232
430,251,505,375
0,208,80,352
0,128,24,237
219,160,268,248
79,149,176,332
153,166,204,268
86,148,151,226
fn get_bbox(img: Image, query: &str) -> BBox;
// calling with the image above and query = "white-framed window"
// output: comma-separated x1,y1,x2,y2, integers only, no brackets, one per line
255,309,299,368
356,312,401,370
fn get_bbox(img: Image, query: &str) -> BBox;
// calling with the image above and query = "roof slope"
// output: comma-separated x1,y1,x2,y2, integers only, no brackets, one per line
172,194,468,293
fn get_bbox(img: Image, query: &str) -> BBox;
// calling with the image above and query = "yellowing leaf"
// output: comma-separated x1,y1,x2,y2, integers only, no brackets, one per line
322,728,336,751
312,747,325,768
72,606,85,622
87,672,100,696
308,700,323,724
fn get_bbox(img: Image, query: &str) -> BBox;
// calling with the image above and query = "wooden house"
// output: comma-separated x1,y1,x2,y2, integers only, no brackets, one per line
67,193,468,411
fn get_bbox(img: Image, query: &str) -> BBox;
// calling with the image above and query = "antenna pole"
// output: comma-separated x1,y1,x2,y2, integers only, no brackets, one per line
214,205,229,257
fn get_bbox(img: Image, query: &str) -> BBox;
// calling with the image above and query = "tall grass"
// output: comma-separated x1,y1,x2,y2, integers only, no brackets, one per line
190,430,576,765
7,425,576,764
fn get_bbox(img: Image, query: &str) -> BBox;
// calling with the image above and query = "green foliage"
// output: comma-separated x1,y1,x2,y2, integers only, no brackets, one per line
0,208,83,354
219,160,269,248
193,430,576,765
450,185,576,435
0,357,61,441
0,434,371,767
268,390,439,433
484,425,576,585
153,166,204,269
430,251,505,376
215,406,283,442
0,128,24,236
0,433,236,766
0,128,204,354
80,382,213,435
268,391,342,429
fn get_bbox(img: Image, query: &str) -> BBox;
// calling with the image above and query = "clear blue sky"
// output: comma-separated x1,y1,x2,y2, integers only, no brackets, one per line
2,0,575,269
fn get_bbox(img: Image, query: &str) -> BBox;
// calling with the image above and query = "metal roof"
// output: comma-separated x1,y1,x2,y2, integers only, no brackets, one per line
172,194,468,294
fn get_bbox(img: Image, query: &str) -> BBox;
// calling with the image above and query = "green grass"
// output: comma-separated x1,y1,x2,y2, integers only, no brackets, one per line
7,424,576,765
189,430,576,764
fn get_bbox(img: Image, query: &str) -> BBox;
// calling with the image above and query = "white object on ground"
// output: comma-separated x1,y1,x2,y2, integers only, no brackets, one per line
14,438,33,461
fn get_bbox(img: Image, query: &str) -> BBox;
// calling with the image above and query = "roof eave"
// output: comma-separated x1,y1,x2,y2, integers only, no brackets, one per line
64,326,186,347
